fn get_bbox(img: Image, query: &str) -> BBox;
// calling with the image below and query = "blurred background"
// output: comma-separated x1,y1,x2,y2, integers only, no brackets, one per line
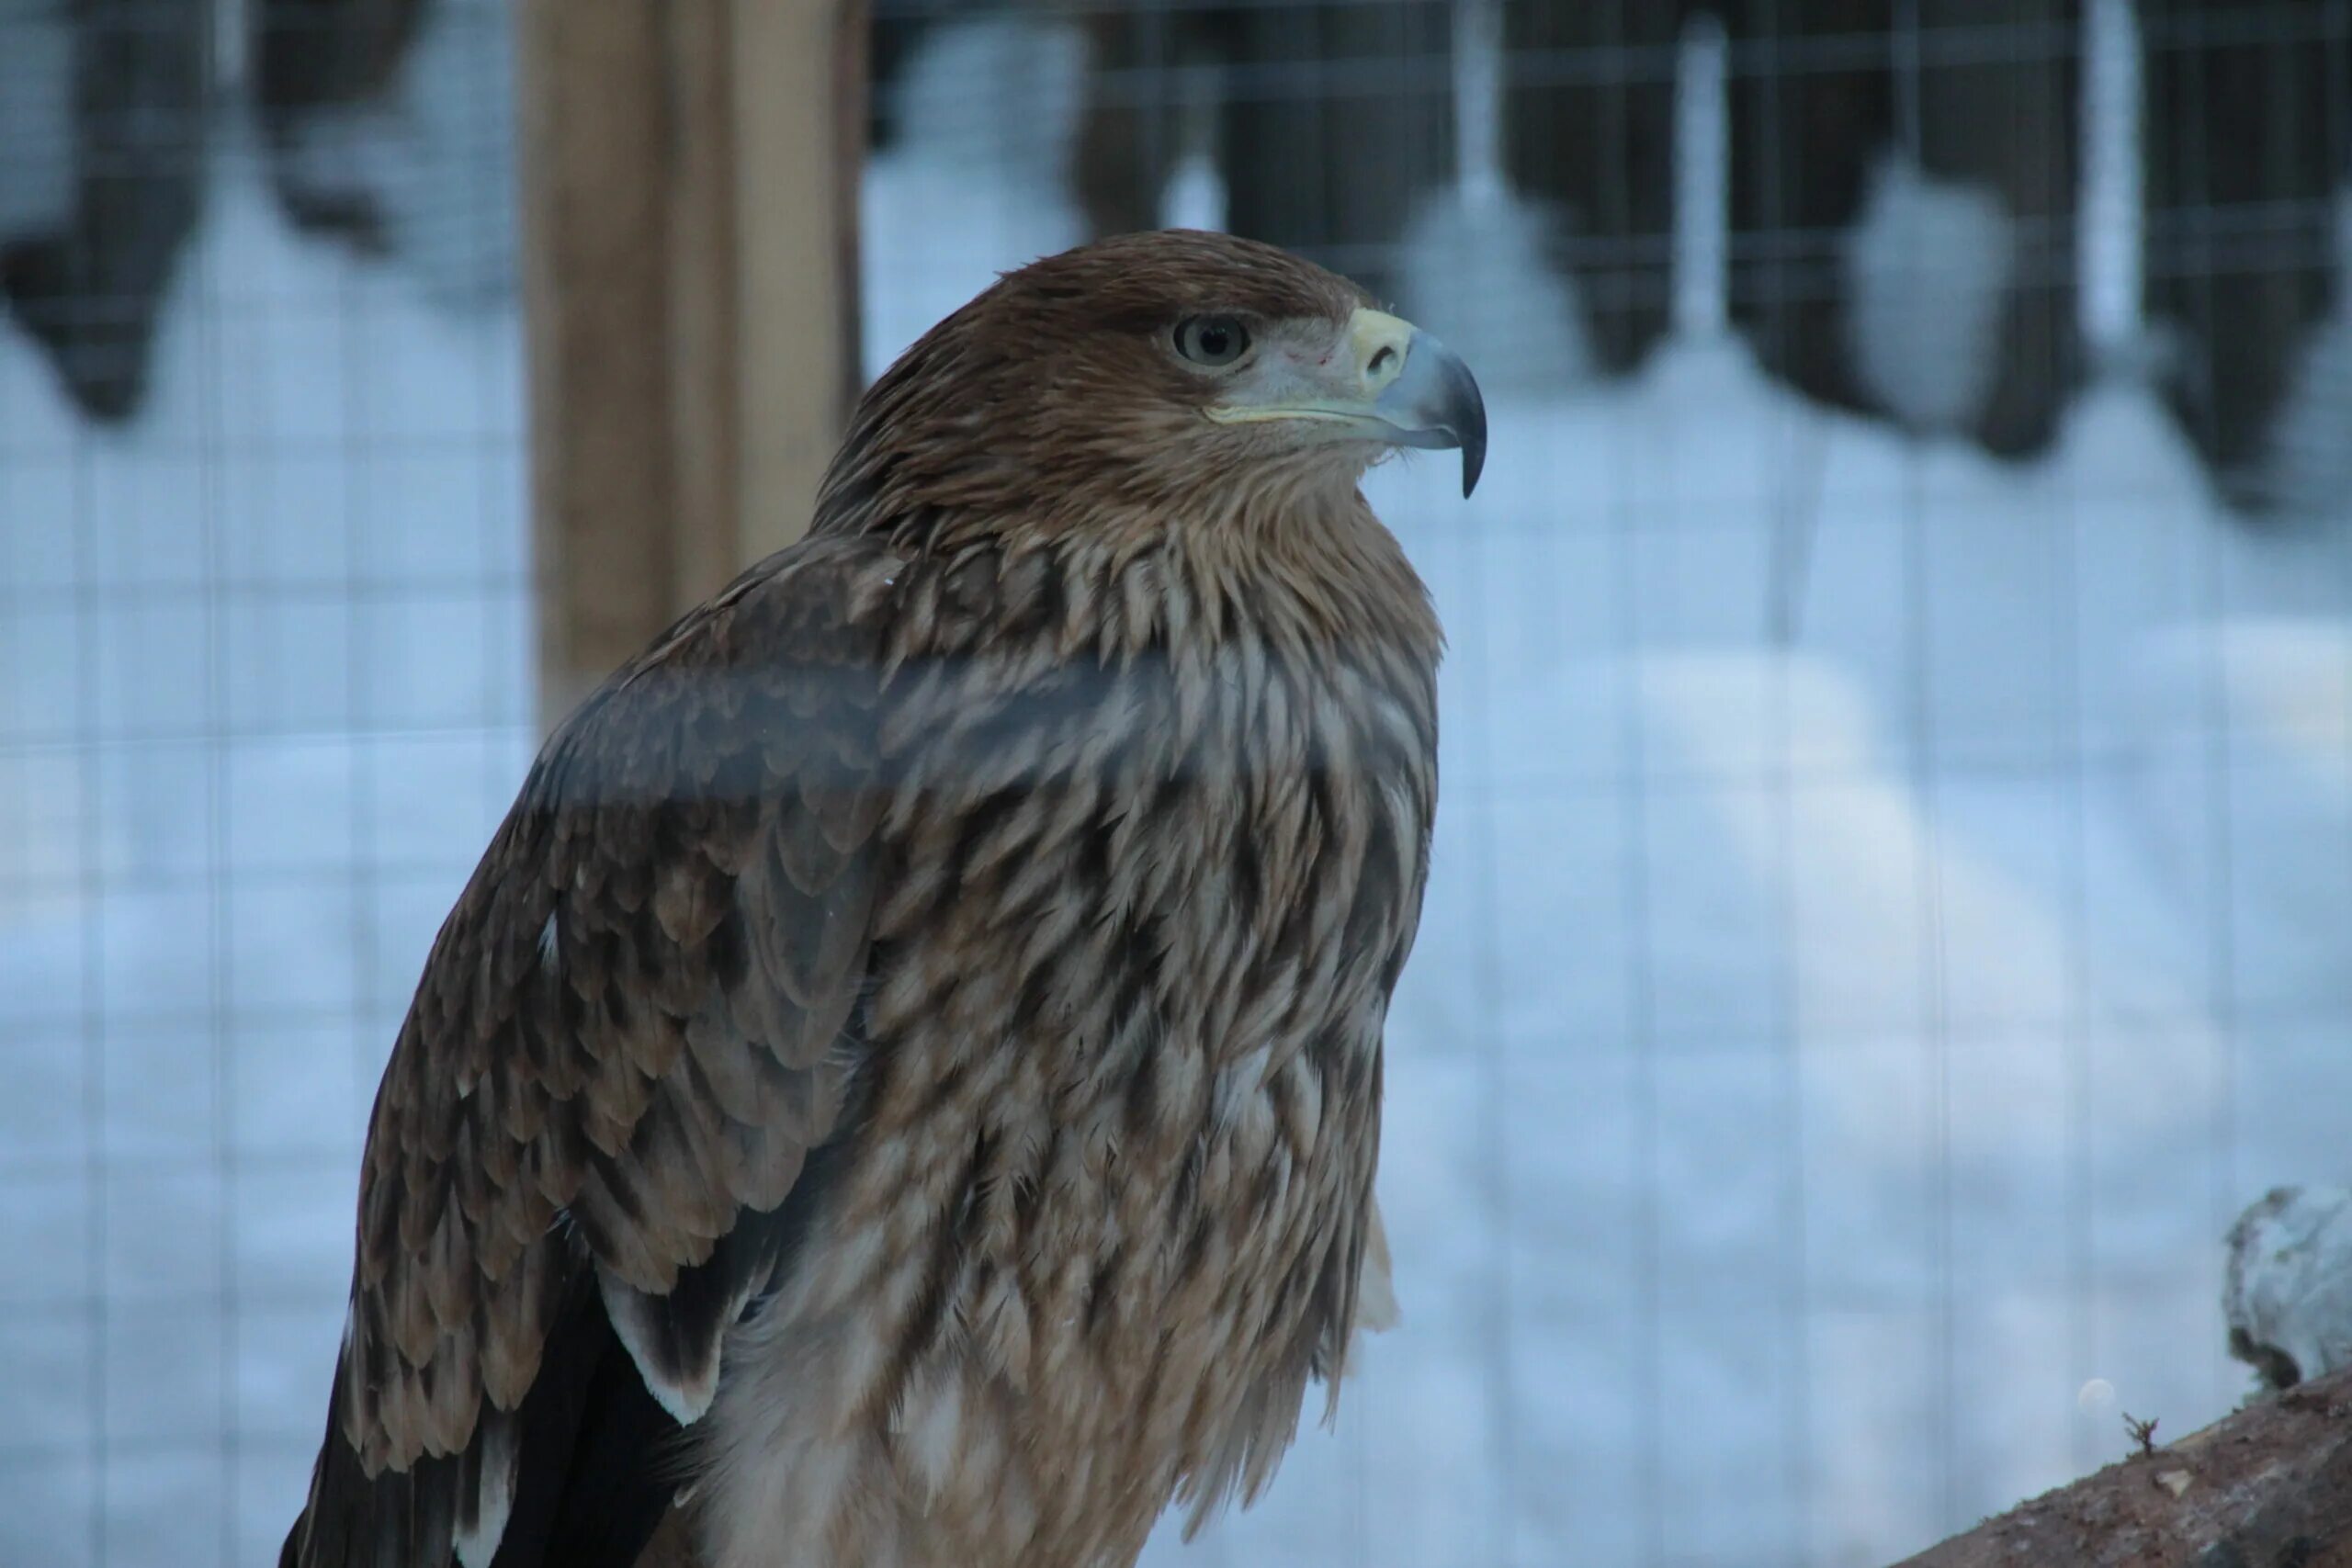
4,0,2351,1563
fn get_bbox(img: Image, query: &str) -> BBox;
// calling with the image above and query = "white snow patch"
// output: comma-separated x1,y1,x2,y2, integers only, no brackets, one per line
1673,9,1730,338
1449,0,1505,207
858,16,1090,380
2079,0,2145,354
0,148,528,1565
885,14,1085,180
266,0,519,310
1396,187,1589,396
1843,152,2017,434
1159,154,1227,233
2261,189,2352,518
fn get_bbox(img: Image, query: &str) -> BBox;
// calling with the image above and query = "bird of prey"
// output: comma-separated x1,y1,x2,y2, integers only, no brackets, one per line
281,229,1485,1568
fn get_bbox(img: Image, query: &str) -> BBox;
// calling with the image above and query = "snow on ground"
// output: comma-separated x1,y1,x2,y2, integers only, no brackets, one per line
1842,153,2016,435
2265,191,2352,520
263,0,520,313
859,15,1090,378
1226,341,2352,1568
0,142,532,1567
1394,186,1590,399
6,17,2352,1568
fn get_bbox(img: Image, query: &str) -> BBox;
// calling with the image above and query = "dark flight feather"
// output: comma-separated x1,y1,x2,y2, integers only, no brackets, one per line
281,536,891,1568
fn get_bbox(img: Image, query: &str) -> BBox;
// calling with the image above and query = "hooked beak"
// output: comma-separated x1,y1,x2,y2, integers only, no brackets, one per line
1206,308,1488,497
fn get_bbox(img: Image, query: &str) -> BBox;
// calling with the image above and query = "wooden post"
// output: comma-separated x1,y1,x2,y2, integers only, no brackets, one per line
520,0,865,725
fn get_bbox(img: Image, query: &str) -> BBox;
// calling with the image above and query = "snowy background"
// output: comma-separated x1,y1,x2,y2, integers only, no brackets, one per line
6,4,2352,1566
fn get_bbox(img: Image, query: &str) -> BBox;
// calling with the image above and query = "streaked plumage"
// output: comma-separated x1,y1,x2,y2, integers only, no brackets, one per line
282,230,1481,1568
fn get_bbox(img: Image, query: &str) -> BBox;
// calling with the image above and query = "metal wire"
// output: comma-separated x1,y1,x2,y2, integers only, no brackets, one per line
6,1,2351,1564
1,2,527,1562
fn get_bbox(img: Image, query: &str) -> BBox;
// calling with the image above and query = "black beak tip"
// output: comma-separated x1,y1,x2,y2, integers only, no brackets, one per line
1453,369,1487,499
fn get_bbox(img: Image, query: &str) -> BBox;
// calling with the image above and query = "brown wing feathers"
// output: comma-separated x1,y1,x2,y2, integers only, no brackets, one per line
283,540,890,1568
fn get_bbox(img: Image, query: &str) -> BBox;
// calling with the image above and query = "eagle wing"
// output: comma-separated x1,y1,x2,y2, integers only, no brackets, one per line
283,535,892,1568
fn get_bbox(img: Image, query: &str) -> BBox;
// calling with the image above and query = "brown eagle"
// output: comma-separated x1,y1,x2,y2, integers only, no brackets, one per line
281,230,1483,1568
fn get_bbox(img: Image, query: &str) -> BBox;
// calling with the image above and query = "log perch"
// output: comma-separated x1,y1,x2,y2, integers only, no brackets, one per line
633,1372,2352,1568
1898,1367,2352,1568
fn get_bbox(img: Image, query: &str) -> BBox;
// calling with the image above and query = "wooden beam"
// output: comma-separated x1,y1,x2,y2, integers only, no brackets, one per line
520,0,865,724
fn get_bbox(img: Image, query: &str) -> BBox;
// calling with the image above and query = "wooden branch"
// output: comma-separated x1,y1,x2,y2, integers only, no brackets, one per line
638,1374,2352,1568
519,0,866,725
1897,1367,2352,1568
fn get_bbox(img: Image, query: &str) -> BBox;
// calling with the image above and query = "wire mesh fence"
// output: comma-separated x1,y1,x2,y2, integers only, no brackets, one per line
870,16,2352,1562
6,0,2352,1564
0,2,526,1562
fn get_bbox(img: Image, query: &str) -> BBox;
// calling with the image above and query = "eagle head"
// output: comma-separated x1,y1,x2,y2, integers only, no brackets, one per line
820,231,1487,548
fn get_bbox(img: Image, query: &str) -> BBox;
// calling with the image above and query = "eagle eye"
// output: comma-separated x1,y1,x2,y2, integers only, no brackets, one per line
1173,316,1250,367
